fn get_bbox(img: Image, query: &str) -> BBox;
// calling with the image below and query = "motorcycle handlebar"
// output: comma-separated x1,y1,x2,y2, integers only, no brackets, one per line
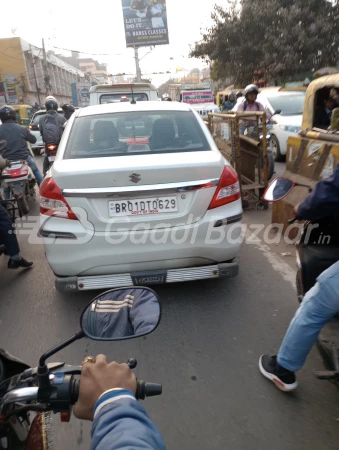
70,379,162,404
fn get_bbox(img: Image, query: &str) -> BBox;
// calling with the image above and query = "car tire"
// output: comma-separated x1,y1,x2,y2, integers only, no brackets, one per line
271,135,284,162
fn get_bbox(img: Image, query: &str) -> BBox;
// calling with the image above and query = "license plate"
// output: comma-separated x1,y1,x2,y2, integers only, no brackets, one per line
48,156,55,162
109,196,178,217
131,271,167,285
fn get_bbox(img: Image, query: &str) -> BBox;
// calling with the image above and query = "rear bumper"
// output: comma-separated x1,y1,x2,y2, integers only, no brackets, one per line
55,261,239,292
41,200,243,276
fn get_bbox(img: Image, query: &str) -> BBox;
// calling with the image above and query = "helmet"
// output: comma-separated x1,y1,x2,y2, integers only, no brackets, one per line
0,105,16,122
45,96,57,102
163,96,172,101
244,84,259,96
45,99,58,111
236,90,243,97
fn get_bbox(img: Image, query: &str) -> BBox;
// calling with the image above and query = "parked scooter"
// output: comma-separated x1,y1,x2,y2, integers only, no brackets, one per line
0,287,162,450
263,177,339,381
0,161,36,216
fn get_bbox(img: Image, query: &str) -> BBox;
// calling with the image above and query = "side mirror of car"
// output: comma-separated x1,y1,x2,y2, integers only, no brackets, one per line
262,177,295,202
80,287,161,341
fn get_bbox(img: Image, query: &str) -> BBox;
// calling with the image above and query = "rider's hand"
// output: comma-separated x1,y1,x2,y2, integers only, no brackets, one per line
73,355,137,421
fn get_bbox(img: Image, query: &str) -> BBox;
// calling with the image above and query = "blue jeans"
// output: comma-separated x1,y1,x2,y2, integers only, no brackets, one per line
27,155,43,186
278,260,339,372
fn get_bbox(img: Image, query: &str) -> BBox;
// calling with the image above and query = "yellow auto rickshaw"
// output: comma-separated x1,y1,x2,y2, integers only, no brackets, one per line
11,104,33,126
272,74,339,229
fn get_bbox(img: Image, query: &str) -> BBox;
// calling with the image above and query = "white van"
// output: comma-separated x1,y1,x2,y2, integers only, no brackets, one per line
89,83,159,106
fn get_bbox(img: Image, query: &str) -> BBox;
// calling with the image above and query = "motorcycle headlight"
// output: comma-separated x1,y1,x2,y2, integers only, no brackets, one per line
279,125,300,133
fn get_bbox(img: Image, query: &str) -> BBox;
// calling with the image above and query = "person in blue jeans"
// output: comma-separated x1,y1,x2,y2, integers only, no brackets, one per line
0,105,43,187
259,164,339,391
74,355,165,450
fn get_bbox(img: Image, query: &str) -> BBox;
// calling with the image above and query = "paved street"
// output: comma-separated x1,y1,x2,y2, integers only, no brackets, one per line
0,158,338,449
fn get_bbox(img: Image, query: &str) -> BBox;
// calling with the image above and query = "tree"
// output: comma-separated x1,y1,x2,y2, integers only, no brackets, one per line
158,78,177,97
190,0,339,86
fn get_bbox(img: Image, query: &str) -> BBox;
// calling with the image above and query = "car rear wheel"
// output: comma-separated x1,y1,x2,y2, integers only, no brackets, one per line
271,135,284,162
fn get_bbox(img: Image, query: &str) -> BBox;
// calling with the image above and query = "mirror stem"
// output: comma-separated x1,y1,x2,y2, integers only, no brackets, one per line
39,331,85,368
295,182,312,192
38,331,85,397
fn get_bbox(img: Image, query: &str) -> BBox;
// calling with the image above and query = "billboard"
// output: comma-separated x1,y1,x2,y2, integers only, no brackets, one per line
182,91,214,105
121,0,169,47
6,84,18,104
71,82,92,107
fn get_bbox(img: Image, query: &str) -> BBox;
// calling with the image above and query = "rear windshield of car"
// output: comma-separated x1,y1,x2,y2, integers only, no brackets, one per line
31,111,64,125
64,110,210,159
100,93,148,104
266,94,305,116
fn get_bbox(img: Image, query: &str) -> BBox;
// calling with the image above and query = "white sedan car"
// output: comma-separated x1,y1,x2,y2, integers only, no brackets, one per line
39,102,243,292
258,91,305,161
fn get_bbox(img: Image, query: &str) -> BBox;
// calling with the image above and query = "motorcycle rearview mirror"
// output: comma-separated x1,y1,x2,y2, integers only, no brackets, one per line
262,177,296,202
37,287,161,396
80,287,161,341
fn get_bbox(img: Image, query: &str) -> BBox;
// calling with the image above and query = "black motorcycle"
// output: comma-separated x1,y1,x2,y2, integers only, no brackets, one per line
0,287,162,449
263,177,339,382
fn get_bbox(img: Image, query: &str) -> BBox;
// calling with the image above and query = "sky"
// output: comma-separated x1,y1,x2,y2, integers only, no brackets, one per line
0,0,225,87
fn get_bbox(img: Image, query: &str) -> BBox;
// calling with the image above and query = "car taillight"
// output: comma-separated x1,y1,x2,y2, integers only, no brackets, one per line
208,166,241,210
29,124,39,131
40,177,77,220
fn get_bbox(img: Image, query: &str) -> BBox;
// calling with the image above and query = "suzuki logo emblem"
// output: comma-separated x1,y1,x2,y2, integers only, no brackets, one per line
129,172,141,183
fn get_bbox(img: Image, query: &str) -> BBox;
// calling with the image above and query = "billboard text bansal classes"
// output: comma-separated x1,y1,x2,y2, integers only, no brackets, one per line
122,0,169,47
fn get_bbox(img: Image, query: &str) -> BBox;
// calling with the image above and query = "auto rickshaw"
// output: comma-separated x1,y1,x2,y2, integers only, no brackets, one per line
11,105,33,126
272,74,339,230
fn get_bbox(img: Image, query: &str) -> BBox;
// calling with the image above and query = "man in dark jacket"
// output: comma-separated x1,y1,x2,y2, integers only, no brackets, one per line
0,144,33,269
314,97,336,130
0,106,43,186
39,98,66,175
62,104,75,120
259,164,339,392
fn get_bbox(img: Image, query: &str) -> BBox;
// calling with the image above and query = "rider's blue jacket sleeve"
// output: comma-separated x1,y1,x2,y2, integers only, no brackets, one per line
298,164,339,221
91,389,166,450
